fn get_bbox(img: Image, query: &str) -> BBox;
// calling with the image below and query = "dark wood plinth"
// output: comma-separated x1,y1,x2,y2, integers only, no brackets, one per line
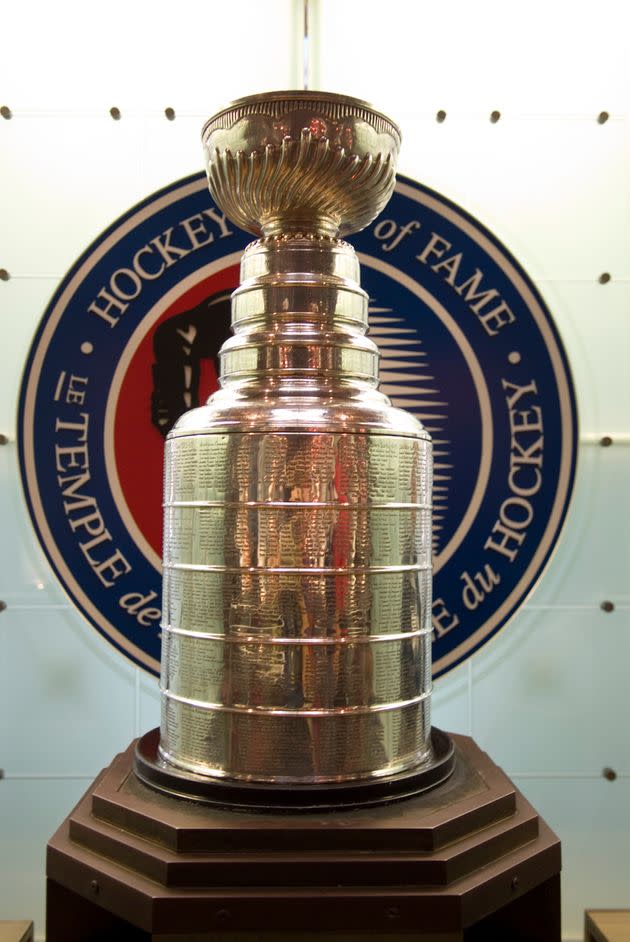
46,734,561,941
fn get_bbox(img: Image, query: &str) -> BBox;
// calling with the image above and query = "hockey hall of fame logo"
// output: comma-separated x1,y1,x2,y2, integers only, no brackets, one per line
18,171,577,678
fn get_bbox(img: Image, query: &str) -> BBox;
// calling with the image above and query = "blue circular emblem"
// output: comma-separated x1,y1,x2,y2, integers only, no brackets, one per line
18,172,577,677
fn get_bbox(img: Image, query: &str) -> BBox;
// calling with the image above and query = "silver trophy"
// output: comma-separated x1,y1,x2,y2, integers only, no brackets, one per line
136,91,454,807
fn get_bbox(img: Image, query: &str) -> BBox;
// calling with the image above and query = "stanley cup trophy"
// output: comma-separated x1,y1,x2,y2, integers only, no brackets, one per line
46,92,561,940
135,91,454,807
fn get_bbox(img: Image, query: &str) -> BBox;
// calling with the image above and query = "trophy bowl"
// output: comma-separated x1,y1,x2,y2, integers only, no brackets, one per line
202,90,401,238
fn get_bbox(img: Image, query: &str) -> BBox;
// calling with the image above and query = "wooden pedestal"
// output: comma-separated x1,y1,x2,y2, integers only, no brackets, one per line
46,734,561,941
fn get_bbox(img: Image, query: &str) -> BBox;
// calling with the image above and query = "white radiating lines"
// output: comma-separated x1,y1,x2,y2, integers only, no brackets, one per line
369,303,451,556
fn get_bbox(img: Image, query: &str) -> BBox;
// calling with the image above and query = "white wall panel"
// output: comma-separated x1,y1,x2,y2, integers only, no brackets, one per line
395,116,630,282
542,281,630,435
138,668,160,736
514,777,630,940
0,446,69,606
458,118,630,283
0,116,144,275
431,661,471,735
0,279,61,431
139,114,213,193
1,1,297,112
2,779,91,934
471,606,630,775
530,443,630,607
0,606,136,776
316,0,629,116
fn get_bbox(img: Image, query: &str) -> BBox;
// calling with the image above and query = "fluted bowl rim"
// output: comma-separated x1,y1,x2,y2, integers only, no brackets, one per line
201,90,401,145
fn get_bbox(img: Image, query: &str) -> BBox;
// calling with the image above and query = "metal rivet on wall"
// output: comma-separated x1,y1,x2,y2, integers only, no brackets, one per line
0,770,4,780
0,601,6,613
436,110,446,123
165,107,176,121
602,767,617,781
601,600,615,613
597,111,609,124
599,272,611,284
0,105,12,120
0,434,8,445
109,107,121,121
0,269,10,282
490,110,501,123
600,435,613,447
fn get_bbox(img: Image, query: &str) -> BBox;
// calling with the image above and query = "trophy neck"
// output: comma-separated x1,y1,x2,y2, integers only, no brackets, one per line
218,235,380,392
260,216,340,240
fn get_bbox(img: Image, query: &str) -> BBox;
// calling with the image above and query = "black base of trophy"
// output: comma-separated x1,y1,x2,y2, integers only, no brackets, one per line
46,733,561,941
133,726,456,811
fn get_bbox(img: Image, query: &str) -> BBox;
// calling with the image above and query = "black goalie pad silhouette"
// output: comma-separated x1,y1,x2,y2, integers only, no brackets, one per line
151,290,232,437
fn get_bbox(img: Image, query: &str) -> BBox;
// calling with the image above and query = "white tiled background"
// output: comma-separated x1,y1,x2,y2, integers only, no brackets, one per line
1,2,628,939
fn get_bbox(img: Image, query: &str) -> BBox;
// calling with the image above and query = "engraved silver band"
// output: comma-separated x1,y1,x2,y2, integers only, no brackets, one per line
159,687,432,717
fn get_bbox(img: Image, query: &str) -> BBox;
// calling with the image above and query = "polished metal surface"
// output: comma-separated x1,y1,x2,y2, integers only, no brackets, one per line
158,91,434,784
202,91,400,238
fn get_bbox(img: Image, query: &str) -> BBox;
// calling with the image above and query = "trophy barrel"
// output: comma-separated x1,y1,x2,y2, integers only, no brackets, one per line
135,91,450,804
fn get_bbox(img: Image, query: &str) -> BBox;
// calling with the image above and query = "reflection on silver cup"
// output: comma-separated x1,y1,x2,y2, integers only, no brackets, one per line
157,92,434,784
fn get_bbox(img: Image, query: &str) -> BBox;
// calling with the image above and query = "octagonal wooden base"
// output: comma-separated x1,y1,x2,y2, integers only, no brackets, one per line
46,734,560,941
